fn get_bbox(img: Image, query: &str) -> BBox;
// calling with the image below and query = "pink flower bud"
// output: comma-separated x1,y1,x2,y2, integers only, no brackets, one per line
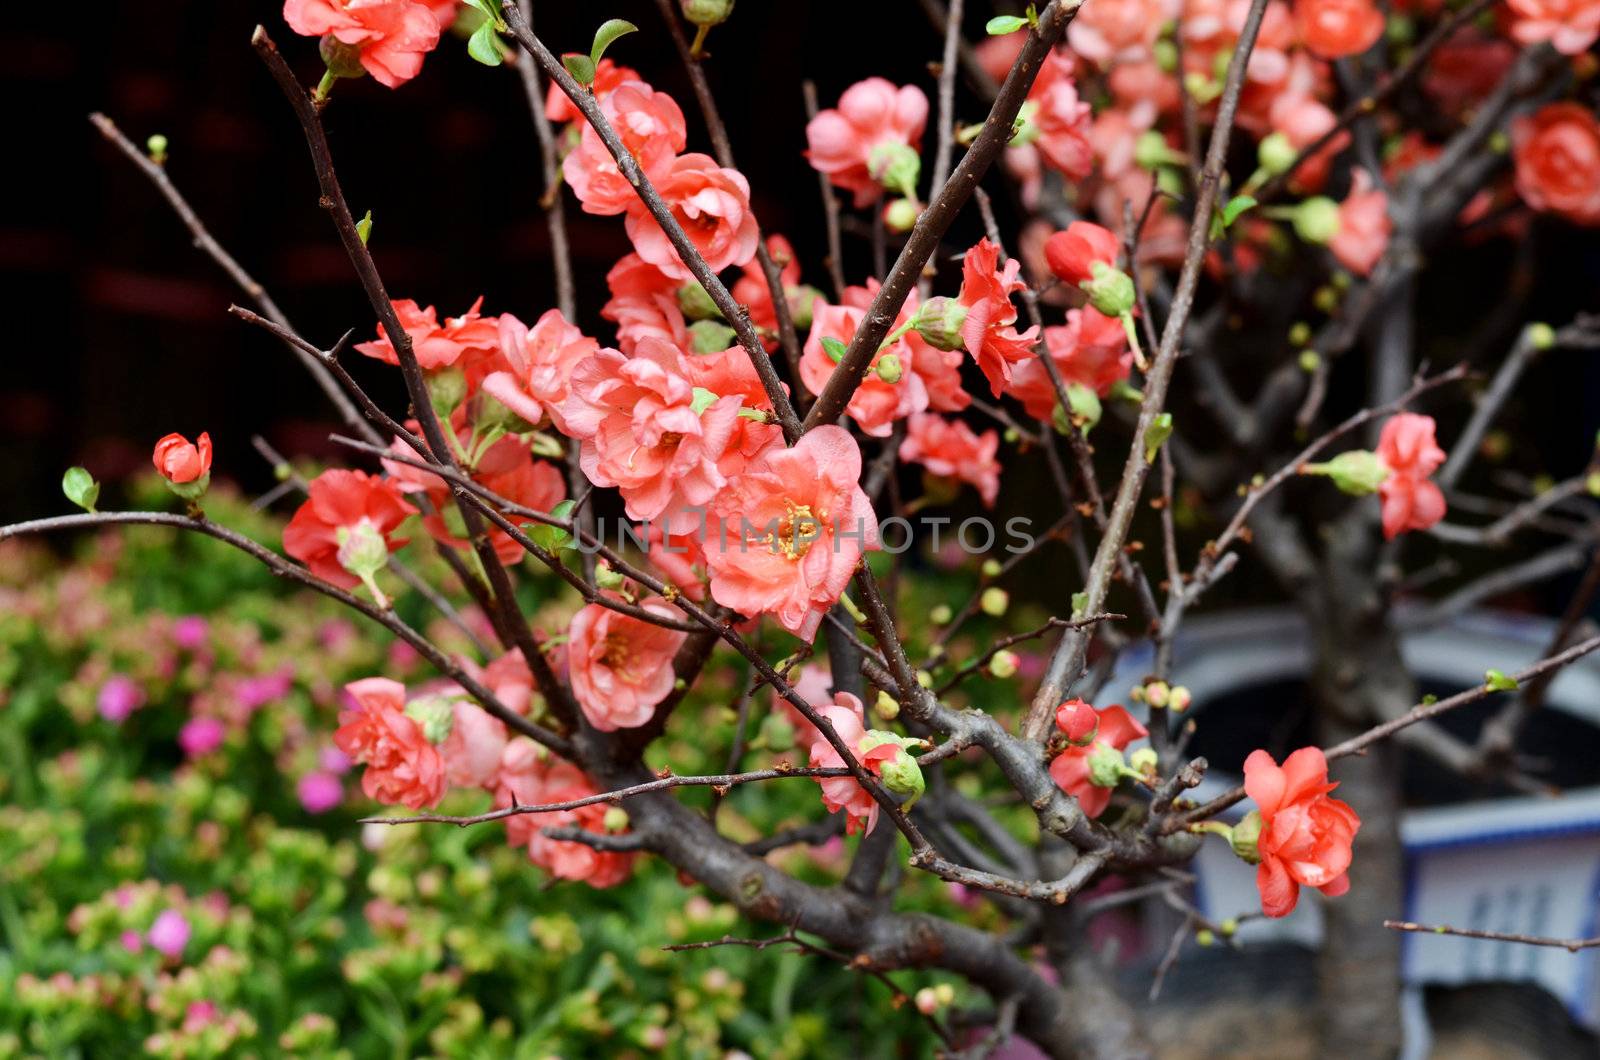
1055,699,1099,746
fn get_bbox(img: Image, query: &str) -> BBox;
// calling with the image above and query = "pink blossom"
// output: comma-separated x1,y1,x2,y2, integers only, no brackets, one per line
1506,0,1600,53
97,675,145,724
601,253,690,355
282,0,441,89
1376,413,1447,539
171,616,209,651
481,308,600,434
178,717,226,758
564,338,742,529
957,238,1040,397
1006,308,1132,421
623,154,759,281
566,596,688,731
1068,0,1172,63
334,677,446,810
440,701,509,788
353,297,499,372
705,426,879,640
1027,54,1095,180
901,414,1002,507
495,739,637,887
805,78,929,207
563,80,687,215
147,910,191,959
806,692,901,835
800,295,928,437
297,772,345,814
1330,170,1390,277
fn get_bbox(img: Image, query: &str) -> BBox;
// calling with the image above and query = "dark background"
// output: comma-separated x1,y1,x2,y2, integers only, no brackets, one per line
5,0,1600,531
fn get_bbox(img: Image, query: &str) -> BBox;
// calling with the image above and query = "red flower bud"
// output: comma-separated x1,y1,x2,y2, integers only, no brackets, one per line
152,432,212,485
1055,698,1099,746
1043,221,1121,288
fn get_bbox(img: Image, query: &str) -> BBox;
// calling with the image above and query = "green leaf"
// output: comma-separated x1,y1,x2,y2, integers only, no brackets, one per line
589,19,638,67
1485,669,1519,692
62,467,99,513
355,210,373,244
1222,194,1258,227
462,0,500,23
467,22,503,66
821,337,848,364
1071,591,1089,618
563,53,596,86
985,15,1028,34
1144,413,1174,464
526,499,578,553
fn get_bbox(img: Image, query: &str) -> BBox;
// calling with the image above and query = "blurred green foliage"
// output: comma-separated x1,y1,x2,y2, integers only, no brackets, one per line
0,481,1041,1058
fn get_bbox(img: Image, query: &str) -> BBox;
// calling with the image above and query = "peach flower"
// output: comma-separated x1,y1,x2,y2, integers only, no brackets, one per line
481,309,600,434
563,80,687,216
545,58,642,125
1243,747,1361,918
805,78,930,207
440,701,508,789
624,154,759,281
1506,0,1600,54
1511,103,1600,226
1376,412,1447,539
1293,0,1385,58
601,253,691,355
355,297,500,373
807,692,900,835
334,677,445,809
152,432,213,484
801,296,928,437
901,414,1002,507
1330,170,1391,276
1007,308,1132,420
566,595,688,731
1068,0,1171,64
1048,703,1147,818
495,739,636,887
563,338,743,529
957,238,1040,397
283,469,416,589
705,425,879,640
282,0,441,89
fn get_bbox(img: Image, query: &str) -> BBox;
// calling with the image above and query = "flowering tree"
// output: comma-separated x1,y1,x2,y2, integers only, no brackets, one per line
17,0,1600,1052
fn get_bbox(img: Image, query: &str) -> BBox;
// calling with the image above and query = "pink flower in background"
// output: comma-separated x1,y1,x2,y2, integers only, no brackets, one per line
566,596,688,731
282,0,441,89
440,701,508,787
1505,0,1600,53
1376,413,1447,539
1330,170,1391,276
601,253,690,355
297,772,345,814
705,426,880,640
178,717,226,758
97,675,145,724
1007,309,1132,420
119,930,143,954
1027,54,1095,180
1068,0,1170,63
495,739,636,887
147,909,191,959
171,616,209,652
624,154,759,281
901,414,1002,507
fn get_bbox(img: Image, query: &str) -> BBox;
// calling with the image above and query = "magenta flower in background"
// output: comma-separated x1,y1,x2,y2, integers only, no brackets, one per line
319,747,352,775
171,615,209,651
182,1000,217,1032
147,910,190,958
97,676,144,724
298,772,344,814
119,930,143,954
236,668,293,712
178,717,226,758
